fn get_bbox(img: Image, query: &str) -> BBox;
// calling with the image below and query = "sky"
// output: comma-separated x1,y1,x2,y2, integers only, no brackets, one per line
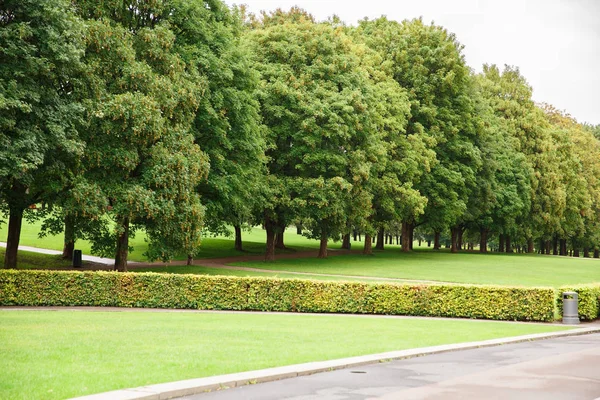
224,0,600,126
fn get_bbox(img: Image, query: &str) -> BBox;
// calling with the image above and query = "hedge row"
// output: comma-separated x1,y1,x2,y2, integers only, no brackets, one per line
0,270,560,321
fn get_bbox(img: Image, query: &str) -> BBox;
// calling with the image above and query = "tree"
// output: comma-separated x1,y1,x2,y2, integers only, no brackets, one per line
480,65,565,249
246,14,388,259
0,0,85,268
358,18,481,252
351,21,434,254
74,0,210,271
176,3,267,254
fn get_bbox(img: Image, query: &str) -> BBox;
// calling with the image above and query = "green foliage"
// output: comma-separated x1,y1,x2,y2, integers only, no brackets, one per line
246,17,391,245
74,0,211,264
0,269,557,321
0,0,86,267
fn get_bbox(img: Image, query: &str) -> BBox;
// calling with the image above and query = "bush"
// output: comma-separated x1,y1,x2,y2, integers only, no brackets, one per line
558,284,600,320
0,270,559,321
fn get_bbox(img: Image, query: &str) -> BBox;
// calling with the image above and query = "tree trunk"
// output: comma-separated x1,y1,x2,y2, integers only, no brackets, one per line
275,228,286,249
363,234,372,255
62,214,75,260
264,215,276,262
353,230,357,241
187,255,193,265
401,222,410,252
408,224,414,250
114,217,129,272
505,235,511,253
418,238,422,246
296,224,302,235
559,239,567,256
479,228,488,253
3,206,24,269
450,227,458,253
457,228,464,250
433,231,440,250
498,234,505,253
375,227,385,250
594,249,599,258
527,238,534,253
583,247,590,258
427,240,431,247
341,233,351,250
234,225,243,252
545,240,551,255
553,237,559,255
318,231,328,258
573,248,580,257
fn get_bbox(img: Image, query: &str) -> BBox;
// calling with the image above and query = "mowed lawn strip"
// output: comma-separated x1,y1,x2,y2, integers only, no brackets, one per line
232,250,600,287
0,310,571,400
133,264,394,282
0,219,355,261
0,249,74,270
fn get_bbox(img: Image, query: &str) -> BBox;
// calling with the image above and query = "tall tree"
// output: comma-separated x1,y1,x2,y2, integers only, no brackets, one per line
246,14,388,259
358,18,481,251
0,0,85,268
74,0,210,270
176,2,267,253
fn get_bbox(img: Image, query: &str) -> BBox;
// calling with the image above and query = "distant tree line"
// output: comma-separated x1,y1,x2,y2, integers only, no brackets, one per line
2,2,600,270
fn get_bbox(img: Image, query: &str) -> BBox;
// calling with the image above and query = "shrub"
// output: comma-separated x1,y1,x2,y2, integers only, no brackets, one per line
0,270,559,321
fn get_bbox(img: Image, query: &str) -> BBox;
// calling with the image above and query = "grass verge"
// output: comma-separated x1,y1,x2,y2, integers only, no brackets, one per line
233,250,600,287
0,310,572,400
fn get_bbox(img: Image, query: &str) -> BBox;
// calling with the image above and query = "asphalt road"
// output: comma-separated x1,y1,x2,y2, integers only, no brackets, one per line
185,333,600,400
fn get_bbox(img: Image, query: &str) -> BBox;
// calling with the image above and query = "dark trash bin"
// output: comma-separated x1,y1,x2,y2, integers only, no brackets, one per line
73,249,82,268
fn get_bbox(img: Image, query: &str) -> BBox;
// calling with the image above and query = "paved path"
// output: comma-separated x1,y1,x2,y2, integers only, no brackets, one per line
184,333,600,400
2,242,451,283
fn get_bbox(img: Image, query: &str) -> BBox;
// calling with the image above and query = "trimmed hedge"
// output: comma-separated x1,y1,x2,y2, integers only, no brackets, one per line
558,284,600,320
0,270,558,321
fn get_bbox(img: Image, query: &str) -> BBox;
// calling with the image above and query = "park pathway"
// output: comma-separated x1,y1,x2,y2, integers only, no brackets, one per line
1,242,449,284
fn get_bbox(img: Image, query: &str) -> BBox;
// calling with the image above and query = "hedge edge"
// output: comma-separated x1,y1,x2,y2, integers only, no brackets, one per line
0,269,569,322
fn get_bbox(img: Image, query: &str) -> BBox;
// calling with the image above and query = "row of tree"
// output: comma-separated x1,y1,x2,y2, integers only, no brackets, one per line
2,2,599,270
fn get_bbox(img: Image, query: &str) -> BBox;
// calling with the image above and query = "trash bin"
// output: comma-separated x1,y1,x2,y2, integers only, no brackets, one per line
73,250,82,268
562,291,579,325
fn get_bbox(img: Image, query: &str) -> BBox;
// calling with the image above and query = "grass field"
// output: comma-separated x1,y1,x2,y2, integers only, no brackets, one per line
3,218,600,287
133,264,391,282
0,249,75,270
0,310,571,400
0,219,361,261
233,250,600,287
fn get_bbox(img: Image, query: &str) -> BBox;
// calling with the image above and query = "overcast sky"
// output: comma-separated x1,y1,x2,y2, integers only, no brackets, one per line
224,0,600,125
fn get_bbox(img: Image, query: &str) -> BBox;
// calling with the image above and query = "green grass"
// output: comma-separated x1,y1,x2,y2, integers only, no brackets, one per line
0,218,365,261
233,249,600,287
133,264,391,282
0,249,75,270
0,310,571,400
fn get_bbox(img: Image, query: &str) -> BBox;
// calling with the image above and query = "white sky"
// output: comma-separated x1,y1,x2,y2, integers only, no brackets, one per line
225,0,600,125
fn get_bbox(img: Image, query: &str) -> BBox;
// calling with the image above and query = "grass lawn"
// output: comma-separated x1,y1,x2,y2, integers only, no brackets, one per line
133,264,391,282
0,310,572,400
0,249,75,270
233,249,600,287
0,218,372,261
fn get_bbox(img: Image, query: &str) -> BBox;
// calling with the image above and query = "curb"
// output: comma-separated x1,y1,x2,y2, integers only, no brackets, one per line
70,326,600,400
